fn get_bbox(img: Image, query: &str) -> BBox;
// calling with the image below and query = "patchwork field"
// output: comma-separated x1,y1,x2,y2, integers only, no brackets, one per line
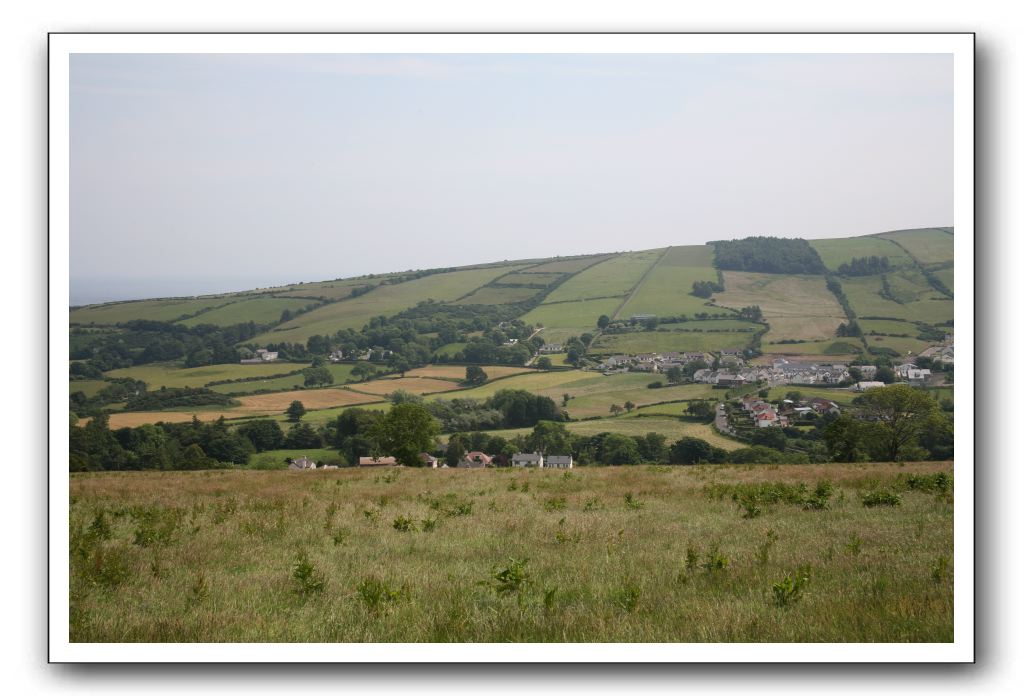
208,364,361,396
809,236,912,271
876,228,954,267
541,250,660,303
523,255,612,274
233,388,383,413
712,272,846,342
177,297,315,327
858,319,923,336
69,462,953,642
842,276,954,324
760,340,863,357
104,410,254,428
521,298,624,343
496,272,566,287
864,335,933,357
71,297,235,325
253,265,528,343
454,286,540,305
346,377,465,397
69,379,109,398
565,382,720,420
403,365,534,382
106,362,304,390
763,386,858,406
615,246,720,319
591,330,754,355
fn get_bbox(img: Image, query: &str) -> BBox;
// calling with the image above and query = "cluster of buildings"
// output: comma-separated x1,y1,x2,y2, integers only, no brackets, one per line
288,452,575,470
328,348,393,362
692,359,853,388
918,344,954,365
737,394,841,429
240,348,279,364
598,351,713,374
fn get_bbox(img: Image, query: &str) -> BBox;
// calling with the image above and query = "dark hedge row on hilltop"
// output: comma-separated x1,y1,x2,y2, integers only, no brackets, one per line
712,237,827,275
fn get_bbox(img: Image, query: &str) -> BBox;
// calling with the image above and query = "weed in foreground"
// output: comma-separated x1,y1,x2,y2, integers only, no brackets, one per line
612,583,641,613
844,533,863,556
356,577,405,612
862,490,902,508
291,553,325,596
772,566,811,607
756,529,779,567
392,515,417,532
624,493,644,510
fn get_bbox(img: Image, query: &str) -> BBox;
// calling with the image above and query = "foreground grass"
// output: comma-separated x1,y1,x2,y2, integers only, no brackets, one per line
69,462,953,642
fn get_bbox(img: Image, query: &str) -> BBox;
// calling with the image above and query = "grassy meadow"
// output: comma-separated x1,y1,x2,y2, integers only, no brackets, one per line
876,228,954,267
592,329,754,355
69,461,954,642
177,297,315,327
809,236,913,271
541,250,660,303
713,272,846,342
615,246,720,319
71,297,235,325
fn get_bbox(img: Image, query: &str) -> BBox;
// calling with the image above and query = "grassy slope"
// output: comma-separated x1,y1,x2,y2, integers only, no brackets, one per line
251,265,529,344
69,462,954,642
615,245,719,319
177,297,315,327
592,330,754,355
843,276,953,324
106,362,306,389
876,228,955,267
713,272,846,342
521,298,624,343
71,297,235,325
809,236,913,271
541,250,660,303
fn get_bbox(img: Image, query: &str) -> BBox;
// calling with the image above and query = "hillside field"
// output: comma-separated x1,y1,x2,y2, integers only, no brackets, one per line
713,272,846,342
69,462,954,642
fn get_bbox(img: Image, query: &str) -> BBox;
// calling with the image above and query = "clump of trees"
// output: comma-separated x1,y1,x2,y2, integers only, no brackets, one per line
691,280,725,298
837,255,892,276
712,237,826,275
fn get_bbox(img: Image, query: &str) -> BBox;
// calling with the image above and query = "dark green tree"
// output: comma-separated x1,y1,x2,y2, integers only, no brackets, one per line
370,402,441,467
285,400,306,422
464,365,488,386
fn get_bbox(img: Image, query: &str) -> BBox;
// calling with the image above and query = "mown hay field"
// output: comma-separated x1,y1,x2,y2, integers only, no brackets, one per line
69,462,954,642
346,377,465,397
105,362,306,390
615,246,719,319
403,365,534,381
524,255,612,274
713,272,846,342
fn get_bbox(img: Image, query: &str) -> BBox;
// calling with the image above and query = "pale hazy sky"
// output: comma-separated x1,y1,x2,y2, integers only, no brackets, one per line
70,53,953,304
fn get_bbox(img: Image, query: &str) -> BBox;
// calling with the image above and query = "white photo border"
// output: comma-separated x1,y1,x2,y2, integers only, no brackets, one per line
49,31,975,663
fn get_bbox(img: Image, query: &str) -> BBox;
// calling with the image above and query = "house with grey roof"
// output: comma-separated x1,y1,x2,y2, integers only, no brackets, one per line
511,452,544,468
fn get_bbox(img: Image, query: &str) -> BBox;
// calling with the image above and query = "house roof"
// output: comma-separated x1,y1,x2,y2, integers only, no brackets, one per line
512,452,543,462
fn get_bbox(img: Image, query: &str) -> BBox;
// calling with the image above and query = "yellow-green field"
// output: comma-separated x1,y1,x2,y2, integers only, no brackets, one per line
454,286,541,305
713,272,846,342
864,335,934,356
69,380,109,398
541,250,660,303
106,362,305,390
71,297,236,325
760,340,863,357
521,298,624,343
615,246,719,319
842,276,953,324
523,255,612,274
592,330,754,355
809,236,913,271
177,297,315,327
252,266,528,343
876,229,954,267
69,461,954,642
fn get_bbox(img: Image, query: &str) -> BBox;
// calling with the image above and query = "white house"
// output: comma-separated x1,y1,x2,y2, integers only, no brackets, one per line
545,455,573,469
511,452,544,468
288,456,317,470
854,381,886,392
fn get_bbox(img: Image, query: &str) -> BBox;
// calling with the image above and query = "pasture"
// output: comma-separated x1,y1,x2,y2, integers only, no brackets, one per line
864,335,933,356
71,297,234,325
496,272,566,287
252,265,528,344
842,276,954,324
106,362,305,390
858,319,924,336
809,236,912,271
346,377,465,397
933,268,954,294
592,330,754,355
876,228,954,267
713,272,846,342
68,461,954,642
523,255,612,274
615,246,719,319
541,250,660,303
69,379,109,398
177,297,315,327
760,340,863,357
403,365,534,382
453,286,541,305
520,298,624,343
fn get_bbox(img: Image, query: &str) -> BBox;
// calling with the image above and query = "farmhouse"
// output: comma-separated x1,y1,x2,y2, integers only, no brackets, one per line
511,452,544,468
545,455,574,469
241,348,279,364
854,381,886,392
459,451,492,468
358,456,397,467
288,456,317,470
420,453,440,468
539,344,564,354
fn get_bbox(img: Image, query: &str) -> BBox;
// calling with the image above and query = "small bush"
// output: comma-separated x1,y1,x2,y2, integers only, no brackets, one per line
702,546,728,572
624,493,644,510
756,529,778,567
612,583,641,612
421,517,437,532
392,515,417,532
488,558,529,595
331,526,350,546
772,567,810,607
862,490,902,507
291,553,325,596
357,577,405,612
932,555,950,584
844,533,863,556
543,496,567,512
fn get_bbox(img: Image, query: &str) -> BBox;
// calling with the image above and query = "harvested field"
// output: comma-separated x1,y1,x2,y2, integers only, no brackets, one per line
106,362,305,390
403,365,534,381
104,411,253,428
712,272,846,342
345,377,464,397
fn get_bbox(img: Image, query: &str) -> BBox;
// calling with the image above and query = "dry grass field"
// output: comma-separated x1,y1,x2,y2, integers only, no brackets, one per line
403,365,534,381
345,377,465,397
69,461,954,642
713,272,846,342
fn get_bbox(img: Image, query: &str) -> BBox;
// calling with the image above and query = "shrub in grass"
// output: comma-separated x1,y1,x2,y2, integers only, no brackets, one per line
624,493,644,510
330,526,350,546
392,515,417,532
291,552,325,596
756,530,778,567
612,583,641,612
88,511,112,541
862,490,902,507
932,555,950,584
421,517,437,532
487,558,530,596
357,577,405,612
844,533,863,556
543,496,567,512
87,545,133,589
190,570,209,603
702,546,728,572
772,567,810,607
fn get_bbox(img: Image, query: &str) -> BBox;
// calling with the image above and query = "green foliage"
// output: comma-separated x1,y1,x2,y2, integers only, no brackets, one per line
464,365,488,386
624,493,644,510
488,558,530,596
370,402,441,467
392,515,417,532
862,490,902,507
756,530,779,567
356,577,405,612
285,400,306,422
543,496,567,512
291,552,325,596
612,583,641,612
772,567,811,607
713,237,826,274
701,546,729,572
844,533,863,556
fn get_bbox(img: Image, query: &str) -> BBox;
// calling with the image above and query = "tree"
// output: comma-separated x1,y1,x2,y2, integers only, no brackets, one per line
371,402,441,467
685,400,715,421
600,433,641,465
624,401,636,413
823,416,867,462
284,423,323,449
536,357,553,371
303,366,334,387
750,427,787,451
665,366,683,384
285,400,306,422
464,365,488,386
597,315,611,329
237,419,285,452
526,421,571,455
636,432,668,463
445,435,466,467
610,404,624,416
875,366,896,384
669,437,714,464
853,384,941,461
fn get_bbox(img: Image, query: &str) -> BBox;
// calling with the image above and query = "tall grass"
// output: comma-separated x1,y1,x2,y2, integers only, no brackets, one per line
69,462,953,642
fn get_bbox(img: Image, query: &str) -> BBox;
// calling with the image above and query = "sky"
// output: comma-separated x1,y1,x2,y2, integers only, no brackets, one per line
69,53,953,305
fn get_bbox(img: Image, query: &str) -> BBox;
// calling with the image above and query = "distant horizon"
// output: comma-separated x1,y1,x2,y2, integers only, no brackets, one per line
71,53,953,306
70,225,952,306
